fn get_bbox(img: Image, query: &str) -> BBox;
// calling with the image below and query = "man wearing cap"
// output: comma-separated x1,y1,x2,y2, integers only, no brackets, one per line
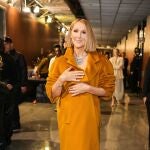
4,37,28,131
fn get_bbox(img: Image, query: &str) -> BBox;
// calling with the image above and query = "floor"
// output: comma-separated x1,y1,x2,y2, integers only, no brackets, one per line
7,93,149,150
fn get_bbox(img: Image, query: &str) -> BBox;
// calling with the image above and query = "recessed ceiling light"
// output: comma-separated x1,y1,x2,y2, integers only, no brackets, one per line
23,7,31,13
33,6,40,14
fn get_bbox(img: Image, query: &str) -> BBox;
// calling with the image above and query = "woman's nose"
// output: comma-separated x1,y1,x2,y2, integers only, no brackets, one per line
77,32,81,38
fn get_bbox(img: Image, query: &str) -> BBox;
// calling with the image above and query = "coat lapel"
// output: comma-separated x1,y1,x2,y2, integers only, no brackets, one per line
85,52,100,81
64,47,77,69
64,47,100,82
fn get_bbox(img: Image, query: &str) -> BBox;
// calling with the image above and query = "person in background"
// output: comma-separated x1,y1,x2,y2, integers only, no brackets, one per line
35,49,54,79
31,57,41,77
48,44,62,70
129,47,142,93
104,51,110,59
109,48,124,106
32,50,54,104
143,58,150,149
122,52,129,89
0,38,16,149
46,18,115,150
4,37,28,132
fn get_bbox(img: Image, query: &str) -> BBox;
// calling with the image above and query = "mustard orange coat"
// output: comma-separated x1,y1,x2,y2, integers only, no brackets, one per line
46,48,115,150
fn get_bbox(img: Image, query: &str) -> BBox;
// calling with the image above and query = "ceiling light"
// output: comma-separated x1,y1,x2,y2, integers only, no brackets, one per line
23,0,31,13
139,29,144,38
61,27,66,33
45,16,52,23
33,6,40,14
106,45,110,49
23,7,31,13
47,16,52,23
128,29,131,33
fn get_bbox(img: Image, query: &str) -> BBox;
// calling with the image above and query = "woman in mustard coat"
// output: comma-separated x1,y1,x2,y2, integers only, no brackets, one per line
46,19,115,150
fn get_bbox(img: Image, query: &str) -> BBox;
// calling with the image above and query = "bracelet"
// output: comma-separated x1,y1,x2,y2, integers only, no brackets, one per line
56,80,63,88
57,83,63,88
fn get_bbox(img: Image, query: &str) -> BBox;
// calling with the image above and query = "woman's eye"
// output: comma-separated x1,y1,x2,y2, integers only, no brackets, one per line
72,29,86,34
82,31,86,34
73,29,78,32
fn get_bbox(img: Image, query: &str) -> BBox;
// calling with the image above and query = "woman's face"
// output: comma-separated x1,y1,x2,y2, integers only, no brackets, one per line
71,21,87,49
113,49,119,56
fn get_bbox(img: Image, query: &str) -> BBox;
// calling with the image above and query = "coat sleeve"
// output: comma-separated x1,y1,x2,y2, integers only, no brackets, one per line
45,58,61,103
18,54,28,86
98,57,115,100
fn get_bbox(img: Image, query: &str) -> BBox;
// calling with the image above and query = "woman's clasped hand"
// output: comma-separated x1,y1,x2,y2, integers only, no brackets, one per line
59,67,85,82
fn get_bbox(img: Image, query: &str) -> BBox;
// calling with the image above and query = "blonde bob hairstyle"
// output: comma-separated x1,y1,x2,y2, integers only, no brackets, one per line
66,18,96,52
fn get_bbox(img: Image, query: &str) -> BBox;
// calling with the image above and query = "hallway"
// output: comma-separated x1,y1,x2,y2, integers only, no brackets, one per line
7,93,148,150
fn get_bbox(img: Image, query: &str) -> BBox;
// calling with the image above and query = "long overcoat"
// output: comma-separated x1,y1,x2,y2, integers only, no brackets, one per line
46,47,115,150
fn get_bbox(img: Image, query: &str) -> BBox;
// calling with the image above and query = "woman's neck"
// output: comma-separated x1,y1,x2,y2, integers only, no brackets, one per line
74,47,86,57
73,47,88,66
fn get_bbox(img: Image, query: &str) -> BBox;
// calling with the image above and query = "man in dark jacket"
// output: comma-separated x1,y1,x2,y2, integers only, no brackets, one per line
0,38,16,149
4,37,28,131
143,58,150,149
122,52,129,89
130,48,142,93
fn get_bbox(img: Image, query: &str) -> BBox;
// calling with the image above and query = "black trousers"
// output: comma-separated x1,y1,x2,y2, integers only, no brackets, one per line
0,95,13,147
146,99,150,147
129,73,138,92
10,87,22,129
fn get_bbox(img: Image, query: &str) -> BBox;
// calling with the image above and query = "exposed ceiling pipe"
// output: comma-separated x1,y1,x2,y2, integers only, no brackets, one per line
34,0,43,8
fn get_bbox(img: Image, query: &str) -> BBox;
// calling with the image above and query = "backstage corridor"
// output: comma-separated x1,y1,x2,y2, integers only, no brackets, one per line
7,93,148,150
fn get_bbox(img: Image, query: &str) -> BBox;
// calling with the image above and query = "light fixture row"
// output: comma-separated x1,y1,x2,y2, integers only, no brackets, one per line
22,5,40,14
6,0,68,34
22,0,68,34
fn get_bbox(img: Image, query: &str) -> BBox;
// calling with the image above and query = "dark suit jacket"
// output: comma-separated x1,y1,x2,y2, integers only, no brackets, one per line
9,49,28,87
123,57,128,76
130,55,142,81
0,51,16,102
